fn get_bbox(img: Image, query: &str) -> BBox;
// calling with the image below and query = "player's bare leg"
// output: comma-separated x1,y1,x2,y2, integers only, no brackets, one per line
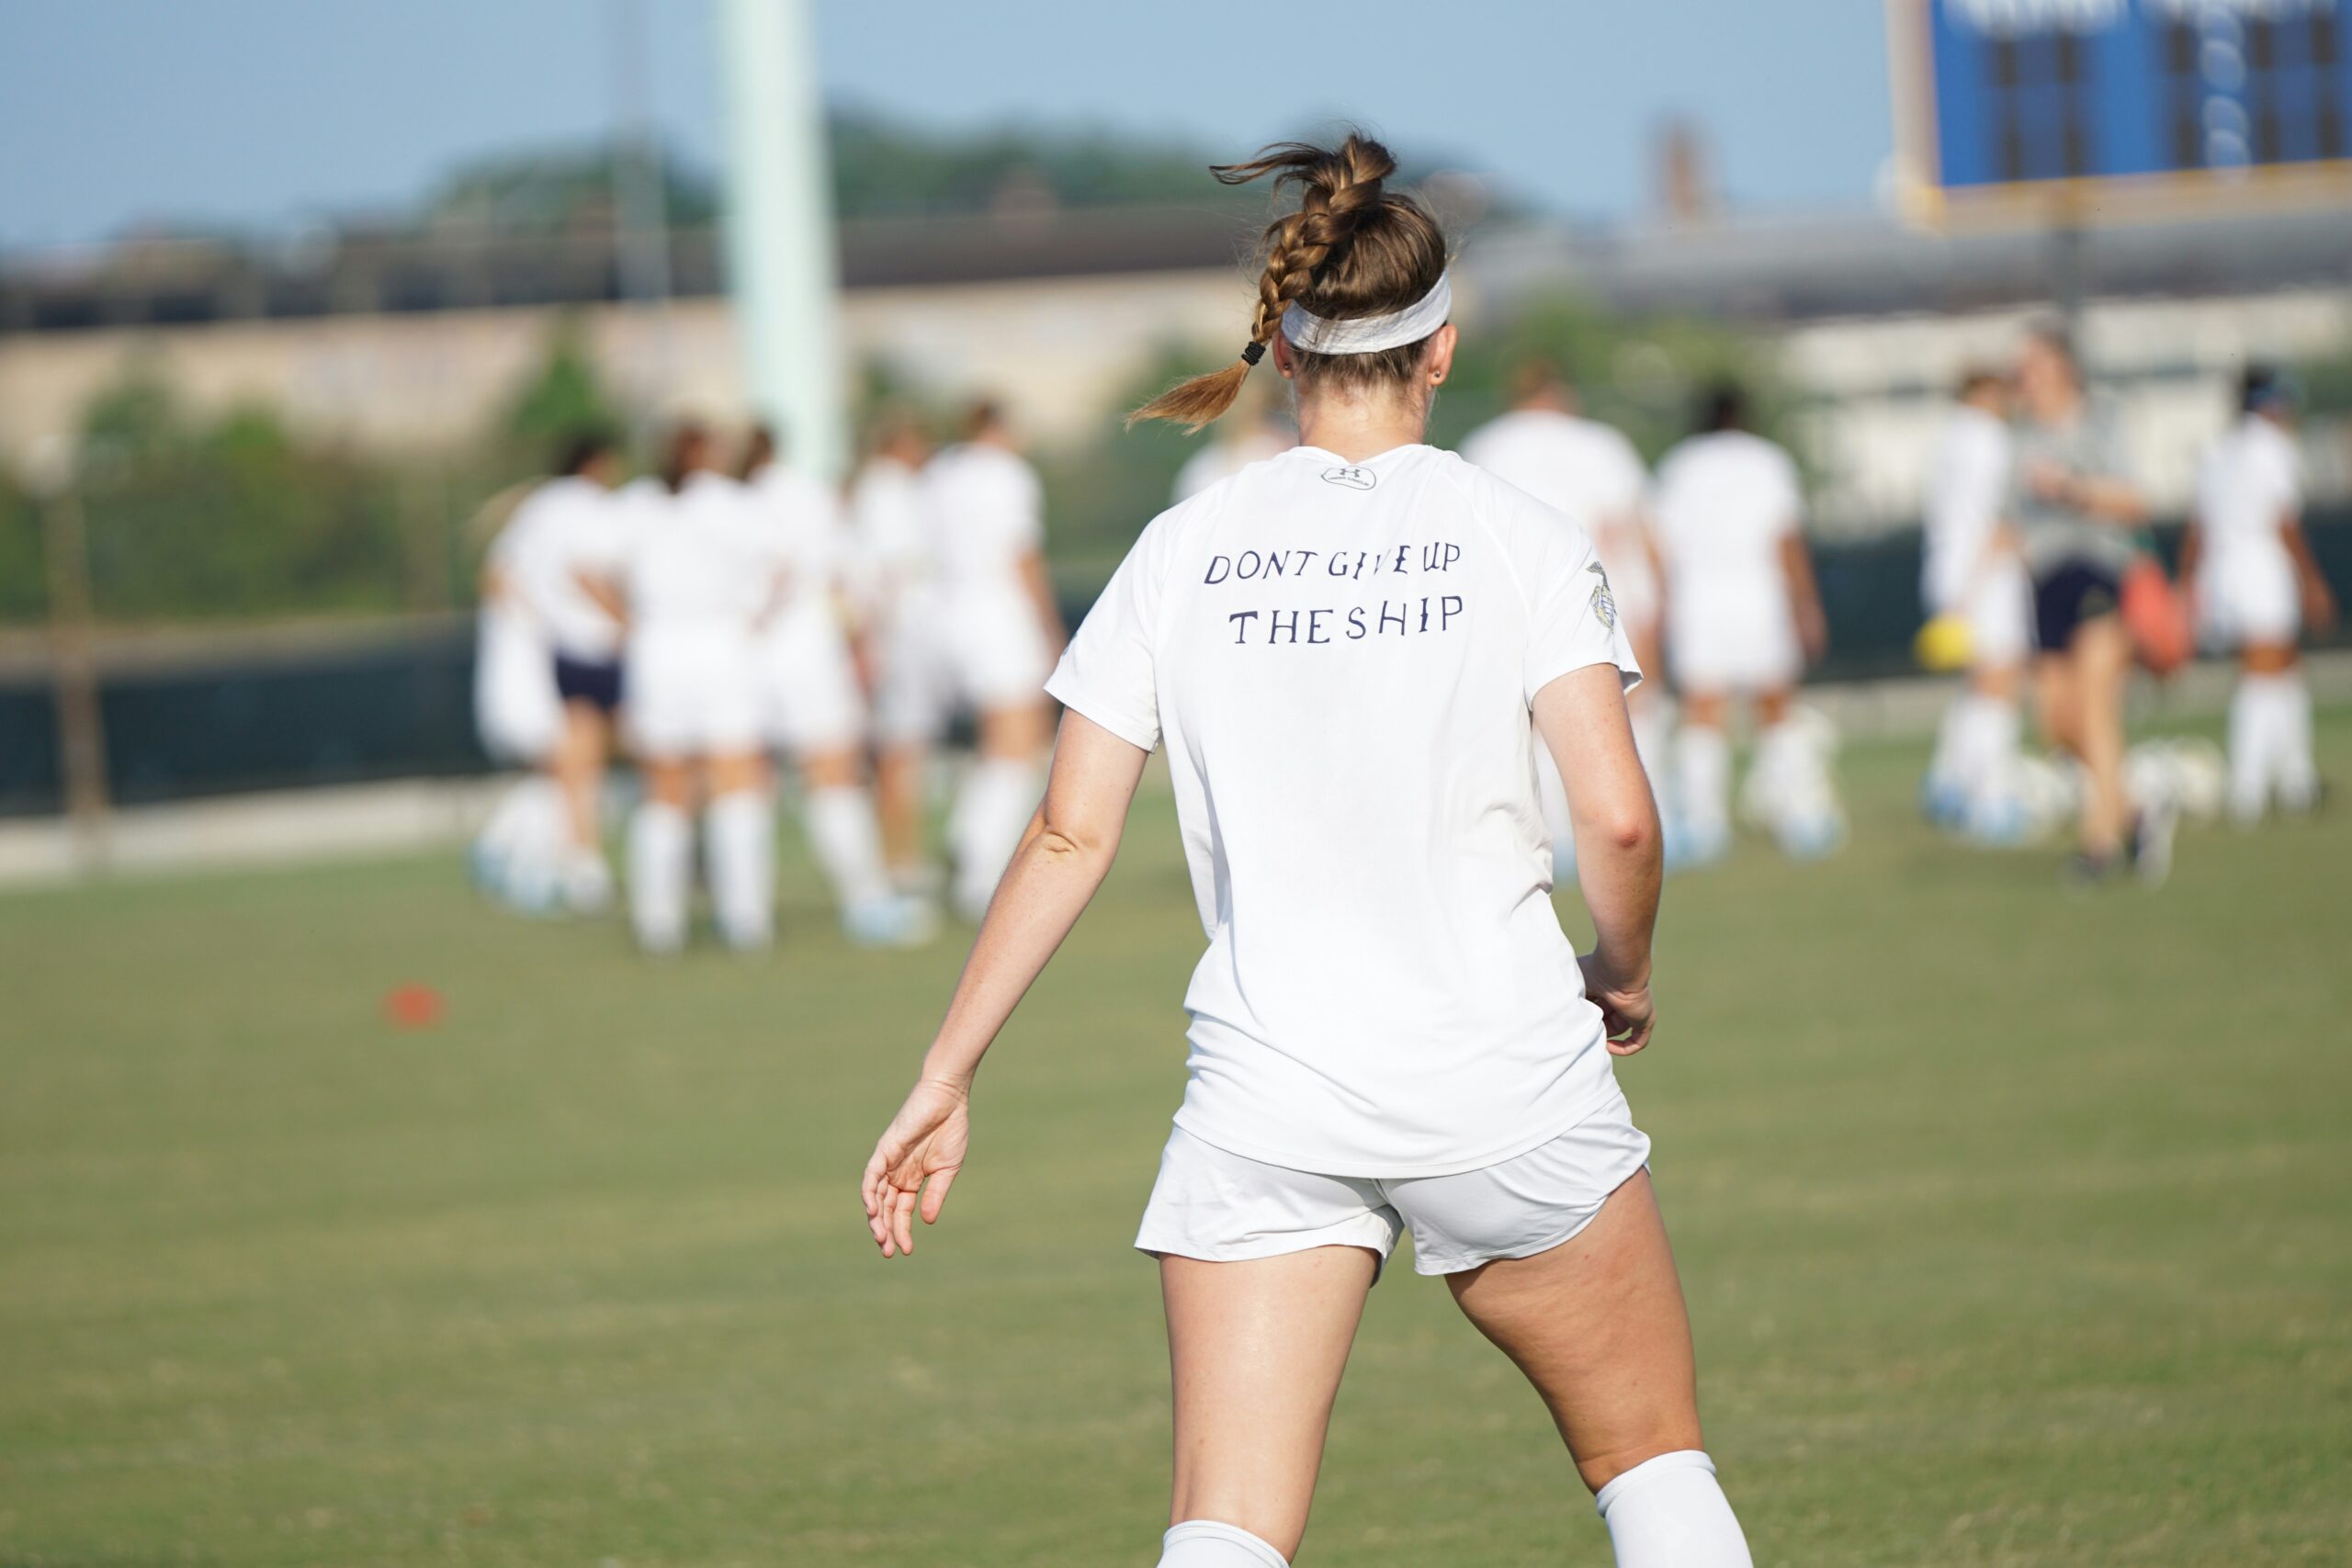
1160,1247,1376,1562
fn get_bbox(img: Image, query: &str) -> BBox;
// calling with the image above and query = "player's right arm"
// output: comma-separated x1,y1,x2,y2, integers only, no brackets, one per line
2280,510,2337,633
1535,663,1662,1055
861,711,1149,1258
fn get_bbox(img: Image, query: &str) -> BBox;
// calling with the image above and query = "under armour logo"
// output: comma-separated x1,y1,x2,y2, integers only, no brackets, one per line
1320,466,1376,491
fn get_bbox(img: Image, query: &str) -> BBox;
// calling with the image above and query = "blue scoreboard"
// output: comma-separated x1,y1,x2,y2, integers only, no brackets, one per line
1890,0,2352,224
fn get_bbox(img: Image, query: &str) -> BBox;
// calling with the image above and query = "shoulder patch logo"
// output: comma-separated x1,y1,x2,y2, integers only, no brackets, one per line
1587,560,1617,630
1320,465,1376,491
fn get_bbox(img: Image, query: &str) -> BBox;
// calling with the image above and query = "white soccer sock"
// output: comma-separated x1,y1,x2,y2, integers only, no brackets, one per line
2228,675,2271,822
1967,696,2021,815
704,790,775,950
1595,1450,1753,1568
2267,671,2318,811
802,784,894,910
950,756,1041,919
1630,698,1675,806
1679,725,1732,847
628,801,692,953
1157,1519,1288,1567
1928,694,1971,798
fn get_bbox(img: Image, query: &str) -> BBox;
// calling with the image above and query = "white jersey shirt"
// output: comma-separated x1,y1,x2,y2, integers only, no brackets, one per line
618,471,786,633
1921,404,2013,614
2195,415,2301,597
497,475,630,661
922,442,1045,595
1461,409,1656,625
1046,443,1640,1177
1651,430,1804,627
851,454,934,617
747,460,852,633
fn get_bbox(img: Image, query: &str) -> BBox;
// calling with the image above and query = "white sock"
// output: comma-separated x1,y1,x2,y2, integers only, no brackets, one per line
1158,1519,1287,1567
1630,698,1675,807
2228,676,2270,822
803,784,894,910
704,791,775,950
1679,725,1731,847
1928,694,1970,798
2266,671,2318,811
1967,696,2021,818
1596,1450,1753,1568
949,756,1041,919
628,801,692,953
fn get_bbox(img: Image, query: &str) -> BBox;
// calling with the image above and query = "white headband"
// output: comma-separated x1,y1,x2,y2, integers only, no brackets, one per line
1281,272,1453,355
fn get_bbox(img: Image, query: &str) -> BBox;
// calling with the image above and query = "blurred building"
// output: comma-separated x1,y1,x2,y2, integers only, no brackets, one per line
3,200,2348,529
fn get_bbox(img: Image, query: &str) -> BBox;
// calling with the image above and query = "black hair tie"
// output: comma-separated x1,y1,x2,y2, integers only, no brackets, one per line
1240,340,1267,366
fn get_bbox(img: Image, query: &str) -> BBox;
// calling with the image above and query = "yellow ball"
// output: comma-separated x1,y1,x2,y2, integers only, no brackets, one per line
1915,613,1973,672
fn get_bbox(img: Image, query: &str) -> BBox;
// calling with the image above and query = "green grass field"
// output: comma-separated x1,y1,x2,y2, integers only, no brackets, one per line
4,716,2348,1568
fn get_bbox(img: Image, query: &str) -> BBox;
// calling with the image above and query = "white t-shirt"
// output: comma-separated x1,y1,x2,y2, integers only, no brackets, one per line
1046,443,1641,1177
619,471,786,633
1650,430,1804,626
1921,405,2012,614
2195,415,2301,591
747,460,852,629
497,475,630,661
851,455,933,615
922,442,1045,594
1461,408,1656,622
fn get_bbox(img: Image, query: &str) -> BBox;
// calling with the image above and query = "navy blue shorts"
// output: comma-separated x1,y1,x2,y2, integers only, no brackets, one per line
2033,560,2121,654
552,653,624,712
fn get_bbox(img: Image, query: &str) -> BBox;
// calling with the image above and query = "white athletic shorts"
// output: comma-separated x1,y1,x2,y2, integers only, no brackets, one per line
760,608,866,755
2198,556,2299,649
1136,1083,1652,1279
871,594,957,747
1668,587,1800,695
626,625,764,761
1963,555,2034,669
947,582,1052,714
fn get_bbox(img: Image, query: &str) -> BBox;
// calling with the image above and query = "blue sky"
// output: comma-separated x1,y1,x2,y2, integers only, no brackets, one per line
0,0,1894,250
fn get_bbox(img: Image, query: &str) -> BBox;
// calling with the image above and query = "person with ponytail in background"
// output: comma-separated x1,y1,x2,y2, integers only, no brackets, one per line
862,135,1753,1568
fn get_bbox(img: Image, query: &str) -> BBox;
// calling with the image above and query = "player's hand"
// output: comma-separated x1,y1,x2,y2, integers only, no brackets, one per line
1578,954,1656,1056
861,1077,971,1258
2025,460,2075,505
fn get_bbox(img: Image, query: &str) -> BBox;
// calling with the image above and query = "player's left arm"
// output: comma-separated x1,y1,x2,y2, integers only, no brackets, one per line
1019,548,1069,658
1780,528,1828,663
2279,510,2337,632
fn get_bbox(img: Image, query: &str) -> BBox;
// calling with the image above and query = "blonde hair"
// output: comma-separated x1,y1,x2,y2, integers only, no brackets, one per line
1130,132,1448,431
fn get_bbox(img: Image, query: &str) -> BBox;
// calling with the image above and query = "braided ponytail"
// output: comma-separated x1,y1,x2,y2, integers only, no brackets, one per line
1129,132,1448,431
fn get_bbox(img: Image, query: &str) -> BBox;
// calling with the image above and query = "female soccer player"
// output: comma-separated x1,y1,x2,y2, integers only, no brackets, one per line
1919,369,2032,841
1651,383,1837,863
740,426,933,946
863,135,1752,1568
1463,359,1668,872
2180,367,2336,823
2007,324,2163,883
921,399,1067,921
852,412,952,891
492,432,628,911
608,423,786,953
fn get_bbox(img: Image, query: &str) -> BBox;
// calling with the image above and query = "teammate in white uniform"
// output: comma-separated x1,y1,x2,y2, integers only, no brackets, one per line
605,424,786,953
1919,370,2033,840
863,135,1752,1568
1463,361,1668,873
1652,385,1836,862
2180,367,2336,822
921,400,1068,920
853,413,954,887
492,434,630,911
1170,397,1295,502
741,426,933,946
